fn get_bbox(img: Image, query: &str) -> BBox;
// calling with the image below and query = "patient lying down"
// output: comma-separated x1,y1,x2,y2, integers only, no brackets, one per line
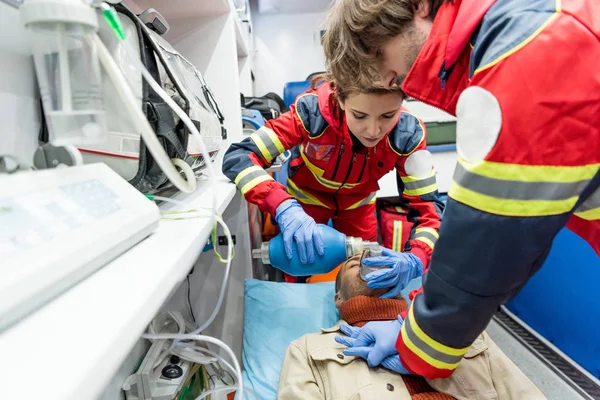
277,255,544,400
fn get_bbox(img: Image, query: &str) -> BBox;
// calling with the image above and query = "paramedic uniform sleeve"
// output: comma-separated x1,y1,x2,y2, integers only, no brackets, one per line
396,21,600,379
394,114,444,270
222,97,311,216
277,341,325,400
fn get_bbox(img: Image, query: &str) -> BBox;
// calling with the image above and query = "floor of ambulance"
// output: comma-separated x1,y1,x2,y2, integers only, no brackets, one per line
487,319,587,399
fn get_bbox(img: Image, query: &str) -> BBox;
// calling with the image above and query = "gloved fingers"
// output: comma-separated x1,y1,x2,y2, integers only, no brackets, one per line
351,332,377,348
339,324,361,338
335,335,357,347
380,247,402,257
379,285,402,299
304,230,315,264
293,231,308,264
381,355,411,375
282,231,294,260
343,346,372,360
312,226,325,256
367,346,393,367
361,256,392,267
365,269,397,284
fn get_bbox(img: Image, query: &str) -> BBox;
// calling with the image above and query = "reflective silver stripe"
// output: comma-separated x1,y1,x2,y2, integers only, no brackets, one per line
404,314,463,365
414,230,438,245
454,163,590,201
348,192,377,209
404,175,437,191
236,168,270,190
576,186,600,212
256,128,282,161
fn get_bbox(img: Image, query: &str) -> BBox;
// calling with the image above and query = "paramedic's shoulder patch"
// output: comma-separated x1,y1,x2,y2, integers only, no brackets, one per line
388,111,425,156
295,93,328,138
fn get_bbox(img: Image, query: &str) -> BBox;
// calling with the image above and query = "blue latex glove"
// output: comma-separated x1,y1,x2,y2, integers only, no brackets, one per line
335,316,403,367
275,199,325,264
363,247,423,299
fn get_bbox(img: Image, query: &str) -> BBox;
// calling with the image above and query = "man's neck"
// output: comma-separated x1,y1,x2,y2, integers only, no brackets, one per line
339,296,408,327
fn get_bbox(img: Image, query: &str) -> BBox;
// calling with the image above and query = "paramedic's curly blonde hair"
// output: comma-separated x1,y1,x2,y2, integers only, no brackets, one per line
323,0,448,88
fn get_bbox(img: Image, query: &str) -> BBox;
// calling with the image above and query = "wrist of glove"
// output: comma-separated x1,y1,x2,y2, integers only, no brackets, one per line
363,248,424,299
335,317,404,368
274,199,324,264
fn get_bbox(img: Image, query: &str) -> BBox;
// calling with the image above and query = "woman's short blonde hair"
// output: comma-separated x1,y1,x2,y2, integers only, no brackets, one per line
323,0,447,88
310,71,403,103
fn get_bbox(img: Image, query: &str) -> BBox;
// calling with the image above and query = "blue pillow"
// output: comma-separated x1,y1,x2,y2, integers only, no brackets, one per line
242,279,339,400
240,277,424,399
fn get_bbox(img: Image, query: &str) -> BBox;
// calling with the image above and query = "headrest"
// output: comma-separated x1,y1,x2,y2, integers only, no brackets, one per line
283,81,311,108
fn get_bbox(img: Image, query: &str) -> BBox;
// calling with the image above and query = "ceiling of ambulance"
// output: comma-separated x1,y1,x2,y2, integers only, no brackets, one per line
255,0,332,14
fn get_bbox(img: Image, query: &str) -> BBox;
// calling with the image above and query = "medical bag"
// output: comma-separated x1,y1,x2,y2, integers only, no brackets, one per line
379,202,413,252
38,4,226,193
242,92,288,121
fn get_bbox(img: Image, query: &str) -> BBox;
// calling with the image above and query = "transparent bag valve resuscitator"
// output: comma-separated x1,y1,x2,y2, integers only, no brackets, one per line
359,245,386,281
21,0,107,146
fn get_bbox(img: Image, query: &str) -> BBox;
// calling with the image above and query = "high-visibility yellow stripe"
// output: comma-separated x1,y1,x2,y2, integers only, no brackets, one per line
450,181,580,217
234,166,263,185
474,13,559,75
287,179,328,208
416,227,439,239
404,183,438,197
240,175,272,194
401,169,435,183
263,127,286,154
459,158,600,184
556,0,562,14
299,144,325,176
575,208,600,221
300,144,362,190
408,306,470,356
250,133,272,162
393,220,403,252
415,236,435,250
346,192,377,210
401,314,461,370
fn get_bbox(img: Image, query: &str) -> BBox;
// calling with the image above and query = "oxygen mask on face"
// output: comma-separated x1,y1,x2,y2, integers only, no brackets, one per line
359,245,390,281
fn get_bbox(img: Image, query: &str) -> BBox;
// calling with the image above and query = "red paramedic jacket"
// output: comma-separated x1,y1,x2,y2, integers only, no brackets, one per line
222,82,445,268
395,0,600,379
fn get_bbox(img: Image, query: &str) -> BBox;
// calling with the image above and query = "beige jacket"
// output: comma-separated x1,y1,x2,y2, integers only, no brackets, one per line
278,322,545,400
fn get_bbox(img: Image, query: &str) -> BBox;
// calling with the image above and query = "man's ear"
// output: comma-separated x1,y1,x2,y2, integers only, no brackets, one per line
416,0,431,18
335,291,343,308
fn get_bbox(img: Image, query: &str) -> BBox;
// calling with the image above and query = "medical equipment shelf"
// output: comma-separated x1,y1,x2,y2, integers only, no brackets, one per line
0,177,237,400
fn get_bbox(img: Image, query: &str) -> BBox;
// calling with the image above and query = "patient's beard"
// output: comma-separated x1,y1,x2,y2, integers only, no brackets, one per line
338,295,408,327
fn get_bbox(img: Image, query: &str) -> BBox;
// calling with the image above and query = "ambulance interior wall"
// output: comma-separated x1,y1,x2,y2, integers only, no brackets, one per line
0,2,40,166
251,5,327,97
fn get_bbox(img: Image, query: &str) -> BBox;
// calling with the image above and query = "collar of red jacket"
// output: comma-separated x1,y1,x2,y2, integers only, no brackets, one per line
402,0,496,114
339,295,408,327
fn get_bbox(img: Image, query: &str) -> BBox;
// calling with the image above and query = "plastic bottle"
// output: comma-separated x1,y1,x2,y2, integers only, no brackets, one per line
252,224,380,276
21,0,107,145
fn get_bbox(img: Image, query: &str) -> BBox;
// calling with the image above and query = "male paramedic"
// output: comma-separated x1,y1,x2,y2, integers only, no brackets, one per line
278,255,544,399
322,0,600,378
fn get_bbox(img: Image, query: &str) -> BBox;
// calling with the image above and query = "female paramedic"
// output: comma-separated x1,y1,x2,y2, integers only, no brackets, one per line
222,73,444,285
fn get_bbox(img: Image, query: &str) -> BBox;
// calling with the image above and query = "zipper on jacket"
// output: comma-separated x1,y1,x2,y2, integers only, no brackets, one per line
357,153,369,182
331,143,345,181
333,152,356,217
